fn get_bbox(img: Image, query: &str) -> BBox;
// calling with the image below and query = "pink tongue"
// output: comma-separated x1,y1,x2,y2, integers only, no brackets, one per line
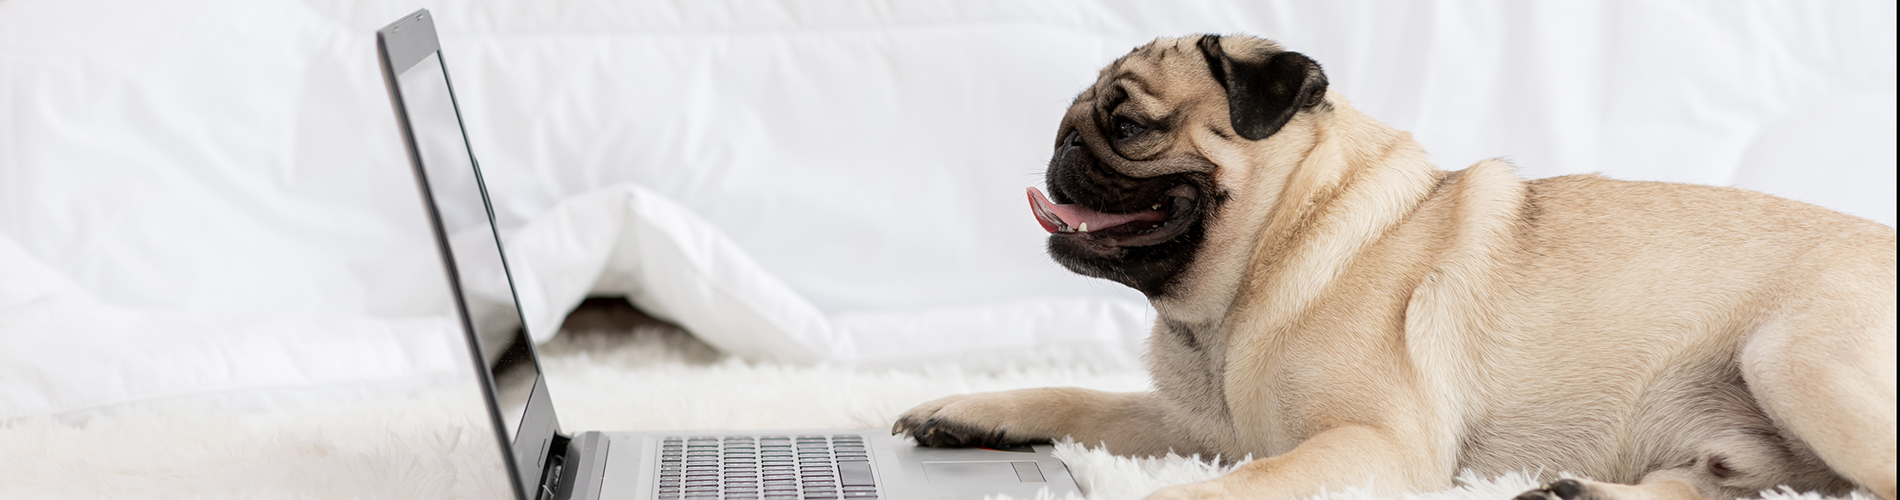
1027,187,1168,234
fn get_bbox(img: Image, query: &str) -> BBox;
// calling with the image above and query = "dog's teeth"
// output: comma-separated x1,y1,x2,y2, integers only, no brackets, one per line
1152,203,1162,210
1078,223,1089,232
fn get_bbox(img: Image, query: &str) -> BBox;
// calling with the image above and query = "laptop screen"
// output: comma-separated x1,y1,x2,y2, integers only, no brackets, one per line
379,11,557,500
395,50,543,442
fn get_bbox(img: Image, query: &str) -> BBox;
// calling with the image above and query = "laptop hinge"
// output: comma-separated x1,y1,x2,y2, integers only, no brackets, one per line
535,432,572,500
541,431,611,500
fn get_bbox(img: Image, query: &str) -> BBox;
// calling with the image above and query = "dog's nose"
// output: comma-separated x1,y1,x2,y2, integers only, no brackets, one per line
1059,131,1083,159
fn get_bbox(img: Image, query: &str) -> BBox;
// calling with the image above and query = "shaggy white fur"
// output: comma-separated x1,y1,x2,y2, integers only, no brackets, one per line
0,323,1872,500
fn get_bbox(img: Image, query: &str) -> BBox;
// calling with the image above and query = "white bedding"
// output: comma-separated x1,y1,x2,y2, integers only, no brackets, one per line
0,323,1874,500
1,0,1893,423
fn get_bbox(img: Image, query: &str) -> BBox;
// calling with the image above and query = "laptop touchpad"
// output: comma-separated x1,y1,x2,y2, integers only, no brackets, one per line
922,461,1046,483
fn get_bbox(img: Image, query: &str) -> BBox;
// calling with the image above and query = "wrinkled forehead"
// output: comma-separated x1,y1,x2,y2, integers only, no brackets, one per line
1074,36,1283,108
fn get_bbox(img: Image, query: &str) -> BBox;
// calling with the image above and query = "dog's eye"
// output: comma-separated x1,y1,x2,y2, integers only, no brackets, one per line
1113,118,1146,140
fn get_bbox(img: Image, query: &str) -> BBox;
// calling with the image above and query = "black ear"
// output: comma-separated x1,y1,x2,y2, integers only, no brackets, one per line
1197,35,1328,141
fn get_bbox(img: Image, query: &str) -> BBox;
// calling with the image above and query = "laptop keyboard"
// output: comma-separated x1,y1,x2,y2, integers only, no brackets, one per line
656,434,879,499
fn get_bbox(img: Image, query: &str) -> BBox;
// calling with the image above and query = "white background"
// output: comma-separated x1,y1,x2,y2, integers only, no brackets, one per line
0,0,1893,417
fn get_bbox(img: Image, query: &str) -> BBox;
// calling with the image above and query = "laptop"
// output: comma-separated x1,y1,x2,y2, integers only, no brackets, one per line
374,9,1085,500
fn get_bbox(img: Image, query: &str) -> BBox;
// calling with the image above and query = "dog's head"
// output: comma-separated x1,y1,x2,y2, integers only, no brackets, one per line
1033,34,1330,297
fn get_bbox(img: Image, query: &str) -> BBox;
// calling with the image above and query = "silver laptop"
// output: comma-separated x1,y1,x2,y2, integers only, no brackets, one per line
375,10,1084,500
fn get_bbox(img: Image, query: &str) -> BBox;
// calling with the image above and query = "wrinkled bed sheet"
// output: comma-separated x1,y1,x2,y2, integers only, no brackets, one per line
0,0,1892,419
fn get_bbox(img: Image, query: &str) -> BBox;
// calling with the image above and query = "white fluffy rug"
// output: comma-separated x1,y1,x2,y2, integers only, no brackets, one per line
0,311,1872,500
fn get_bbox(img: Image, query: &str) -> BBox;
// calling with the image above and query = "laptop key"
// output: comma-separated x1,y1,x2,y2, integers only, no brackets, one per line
837,462,874,486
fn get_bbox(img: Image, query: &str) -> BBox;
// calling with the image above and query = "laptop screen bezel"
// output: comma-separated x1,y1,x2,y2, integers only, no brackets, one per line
375,10,562,500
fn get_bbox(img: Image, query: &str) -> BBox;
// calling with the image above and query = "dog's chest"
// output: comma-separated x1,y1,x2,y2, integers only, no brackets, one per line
1146,318,1238,444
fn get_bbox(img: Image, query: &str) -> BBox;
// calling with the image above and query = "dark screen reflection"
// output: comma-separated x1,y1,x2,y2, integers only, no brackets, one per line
395,53,541,443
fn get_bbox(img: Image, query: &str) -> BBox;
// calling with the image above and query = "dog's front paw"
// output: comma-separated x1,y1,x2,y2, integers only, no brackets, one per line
891,392,1050,448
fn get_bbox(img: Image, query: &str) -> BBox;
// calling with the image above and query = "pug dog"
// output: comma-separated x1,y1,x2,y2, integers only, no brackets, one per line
893,34,1896,500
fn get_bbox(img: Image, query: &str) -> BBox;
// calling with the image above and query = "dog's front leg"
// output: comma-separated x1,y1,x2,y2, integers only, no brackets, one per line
893,388,1201,457
1146,424,1445,500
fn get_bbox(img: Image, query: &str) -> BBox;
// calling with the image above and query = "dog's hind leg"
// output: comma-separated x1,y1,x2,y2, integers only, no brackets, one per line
1514,468,1713,500
1513,435,1858,500
1739,241,1897,500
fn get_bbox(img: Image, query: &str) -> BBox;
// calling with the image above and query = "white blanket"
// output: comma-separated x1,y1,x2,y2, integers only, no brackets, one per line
493,183,1154,367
